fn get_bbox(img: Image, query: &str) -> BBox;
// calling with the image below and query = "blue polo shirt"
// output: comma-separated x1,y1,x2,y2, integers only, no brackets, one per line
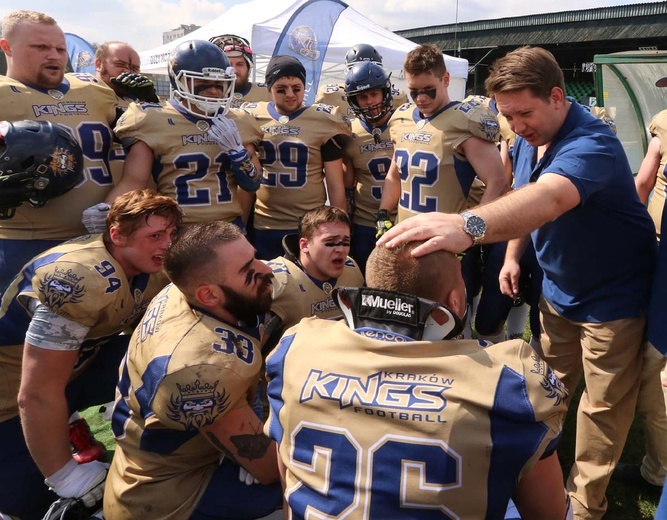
513,101,656,322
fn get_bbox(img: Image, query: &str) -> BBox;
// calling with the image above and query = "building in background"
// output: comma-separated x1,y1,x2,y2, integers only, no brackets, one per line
162,24,200,45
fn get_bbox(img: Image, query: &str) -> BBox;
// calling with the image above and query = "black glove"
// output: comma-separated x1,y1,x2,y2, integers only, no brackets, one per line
375,209,393,240
110,72,159,103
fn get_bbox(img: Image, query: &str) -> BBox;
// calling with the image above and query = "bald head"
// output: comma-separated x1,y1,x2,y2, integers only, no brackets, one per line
95,41,140,89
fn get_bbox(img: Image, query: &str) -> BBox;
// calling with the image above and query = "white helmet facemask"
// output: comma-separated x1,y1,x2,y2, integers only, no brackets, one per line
172,66,236,118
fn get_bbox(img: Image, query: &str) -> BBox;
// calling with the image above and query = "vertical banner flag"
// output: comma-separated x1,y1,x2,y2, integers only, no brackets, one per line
271,0,347,105
65,33,96,74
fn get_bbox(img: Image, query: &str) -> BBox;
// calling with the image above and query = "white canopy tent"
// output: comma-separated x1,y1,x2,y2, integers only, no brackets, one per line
138,0,468,100
250,0,468,99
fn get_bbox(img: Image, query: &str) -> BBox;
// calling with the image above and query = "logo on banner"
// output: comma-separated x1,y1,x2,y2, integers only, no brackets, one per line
289,26,320,60
76,51,94,69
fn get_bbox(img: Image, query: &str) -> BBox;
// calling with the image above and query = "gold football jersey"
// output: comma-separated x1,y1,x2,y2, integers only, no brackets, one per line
315,82,409,119
265,319,567,519
0,74,118,240
266,255,364,330
344,118,396,227
648,110,667,237
231,82,271,109
0,234,166,422
114,101,263,224
388,99,500,222
105,283,263,519
242,102,351,230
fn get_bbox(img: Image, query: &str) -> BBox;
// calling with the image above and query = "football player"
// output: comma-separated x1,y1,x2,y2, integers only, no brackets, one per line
96,40,263,231
243,55,351,259
104,221,282,519
315,43,408,118
0,189,182,518
0,10,120,294
94,41,159,187
378,44,508,225
377,45,508,338
342,60,397,273
264,206,364,350
264,240,570,519
209,34,270,108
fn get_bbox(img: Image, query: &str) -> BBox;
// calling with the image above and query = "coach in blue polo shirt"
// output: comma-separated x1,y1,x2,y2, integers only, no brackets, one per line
377,46,657,520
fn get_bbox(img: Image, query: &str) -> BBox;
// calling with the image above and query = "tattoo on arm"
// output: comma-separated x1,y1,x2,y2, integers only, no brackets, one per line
230,432,272,460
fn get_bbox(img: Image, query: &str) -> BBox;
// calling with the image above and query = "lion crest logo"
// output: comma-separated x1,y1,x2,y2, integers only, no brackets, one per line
38,267,85,309
167,380,230,430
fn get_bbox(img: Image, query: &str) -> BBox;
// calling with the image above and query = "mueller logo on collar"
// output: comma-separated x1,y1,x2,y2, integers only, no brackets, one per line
360,292,417,323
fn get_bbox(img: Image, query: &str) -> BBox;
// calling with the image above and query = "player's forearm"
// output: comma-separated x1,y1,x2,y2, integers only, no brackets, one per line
379,169,400,211
478,175,510,205
18,390,72,477
505,235,531,265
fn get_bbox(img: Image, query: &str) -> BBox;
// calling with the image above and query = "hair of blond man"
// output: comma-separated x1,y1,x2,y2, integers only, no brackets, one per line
366,242,461,303
163,220,243,293
404,44,447,79
103,189,182,245
2,10,57,41
299,205,351,241
485,46,566,101
95,41,131,63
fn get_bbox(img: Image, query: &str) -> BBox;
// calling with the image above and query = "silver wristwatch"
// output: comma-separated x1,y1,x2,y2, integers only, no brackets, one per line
460,211,487,245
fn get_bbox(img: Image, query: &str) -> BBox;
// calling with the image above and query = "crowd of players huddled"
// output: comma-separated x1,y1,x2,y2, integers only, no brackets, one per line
0,7,665,520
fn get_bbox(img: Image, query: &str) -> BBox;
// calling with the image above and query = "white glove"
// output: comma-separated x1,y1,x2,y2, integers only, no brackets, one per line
208,115,244,156
239,466,259,486
82,203,110,234
45,459,108,507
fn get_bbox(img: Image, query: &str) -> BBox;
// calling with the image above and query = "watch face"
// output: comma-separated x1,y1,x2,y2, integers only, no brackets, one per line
467,215,486,235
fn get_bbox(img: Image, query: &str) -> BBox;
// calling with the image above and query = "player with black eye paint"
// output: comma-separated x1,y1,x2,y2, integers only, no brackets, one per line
262,206,364,354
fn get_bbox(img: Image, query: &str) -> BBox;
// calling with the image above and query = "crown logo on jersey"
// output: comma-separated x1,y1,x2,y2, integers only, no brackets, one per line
278,115,290,125
177,380,217,399
196,120,210,132
49,147,78,176
169,379,231,429
38,267,85,310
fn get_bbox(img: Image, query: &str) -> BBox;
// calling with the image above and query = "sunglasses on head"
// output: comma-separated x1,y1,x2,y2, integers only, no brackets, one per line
224,44,253,55
409,88,437,100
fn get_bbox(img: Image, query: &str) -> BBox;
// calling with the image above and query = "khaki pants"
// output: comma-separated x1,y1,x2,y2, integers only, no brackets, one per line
539,299,645,520
637,342,667,486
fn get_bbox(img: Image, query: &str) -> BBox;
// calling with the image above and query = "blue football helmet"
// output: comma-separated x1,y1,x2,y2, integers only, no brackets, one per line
288,26,320,61
344,61,393,124
344,44,383,70
0,120,83,219
168,40,236,118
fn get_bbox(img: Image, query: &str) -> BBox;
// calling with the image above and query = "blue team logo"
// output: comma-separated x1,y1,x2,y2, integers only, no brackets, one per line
531,355,568,406
168,379,230,430
76,50,94,69
478,114,500,142
38,266,85,309
289,25,320,61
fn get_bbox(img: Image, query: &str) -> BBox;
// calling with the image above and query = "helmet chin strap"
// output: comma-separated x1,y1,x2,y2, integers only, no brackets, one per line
334,287,464,341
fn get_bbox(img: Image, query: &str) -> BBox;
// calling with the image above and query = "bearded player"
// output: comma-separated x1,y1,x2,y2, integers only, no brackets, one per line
0,10,120,293
104,221,282,519
0,190,181,518
265,241,571,519
242,55,351,259
264,206,364,350
91,40,263,232
315,43,408,118
342,60,398,273
209,34,270,108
